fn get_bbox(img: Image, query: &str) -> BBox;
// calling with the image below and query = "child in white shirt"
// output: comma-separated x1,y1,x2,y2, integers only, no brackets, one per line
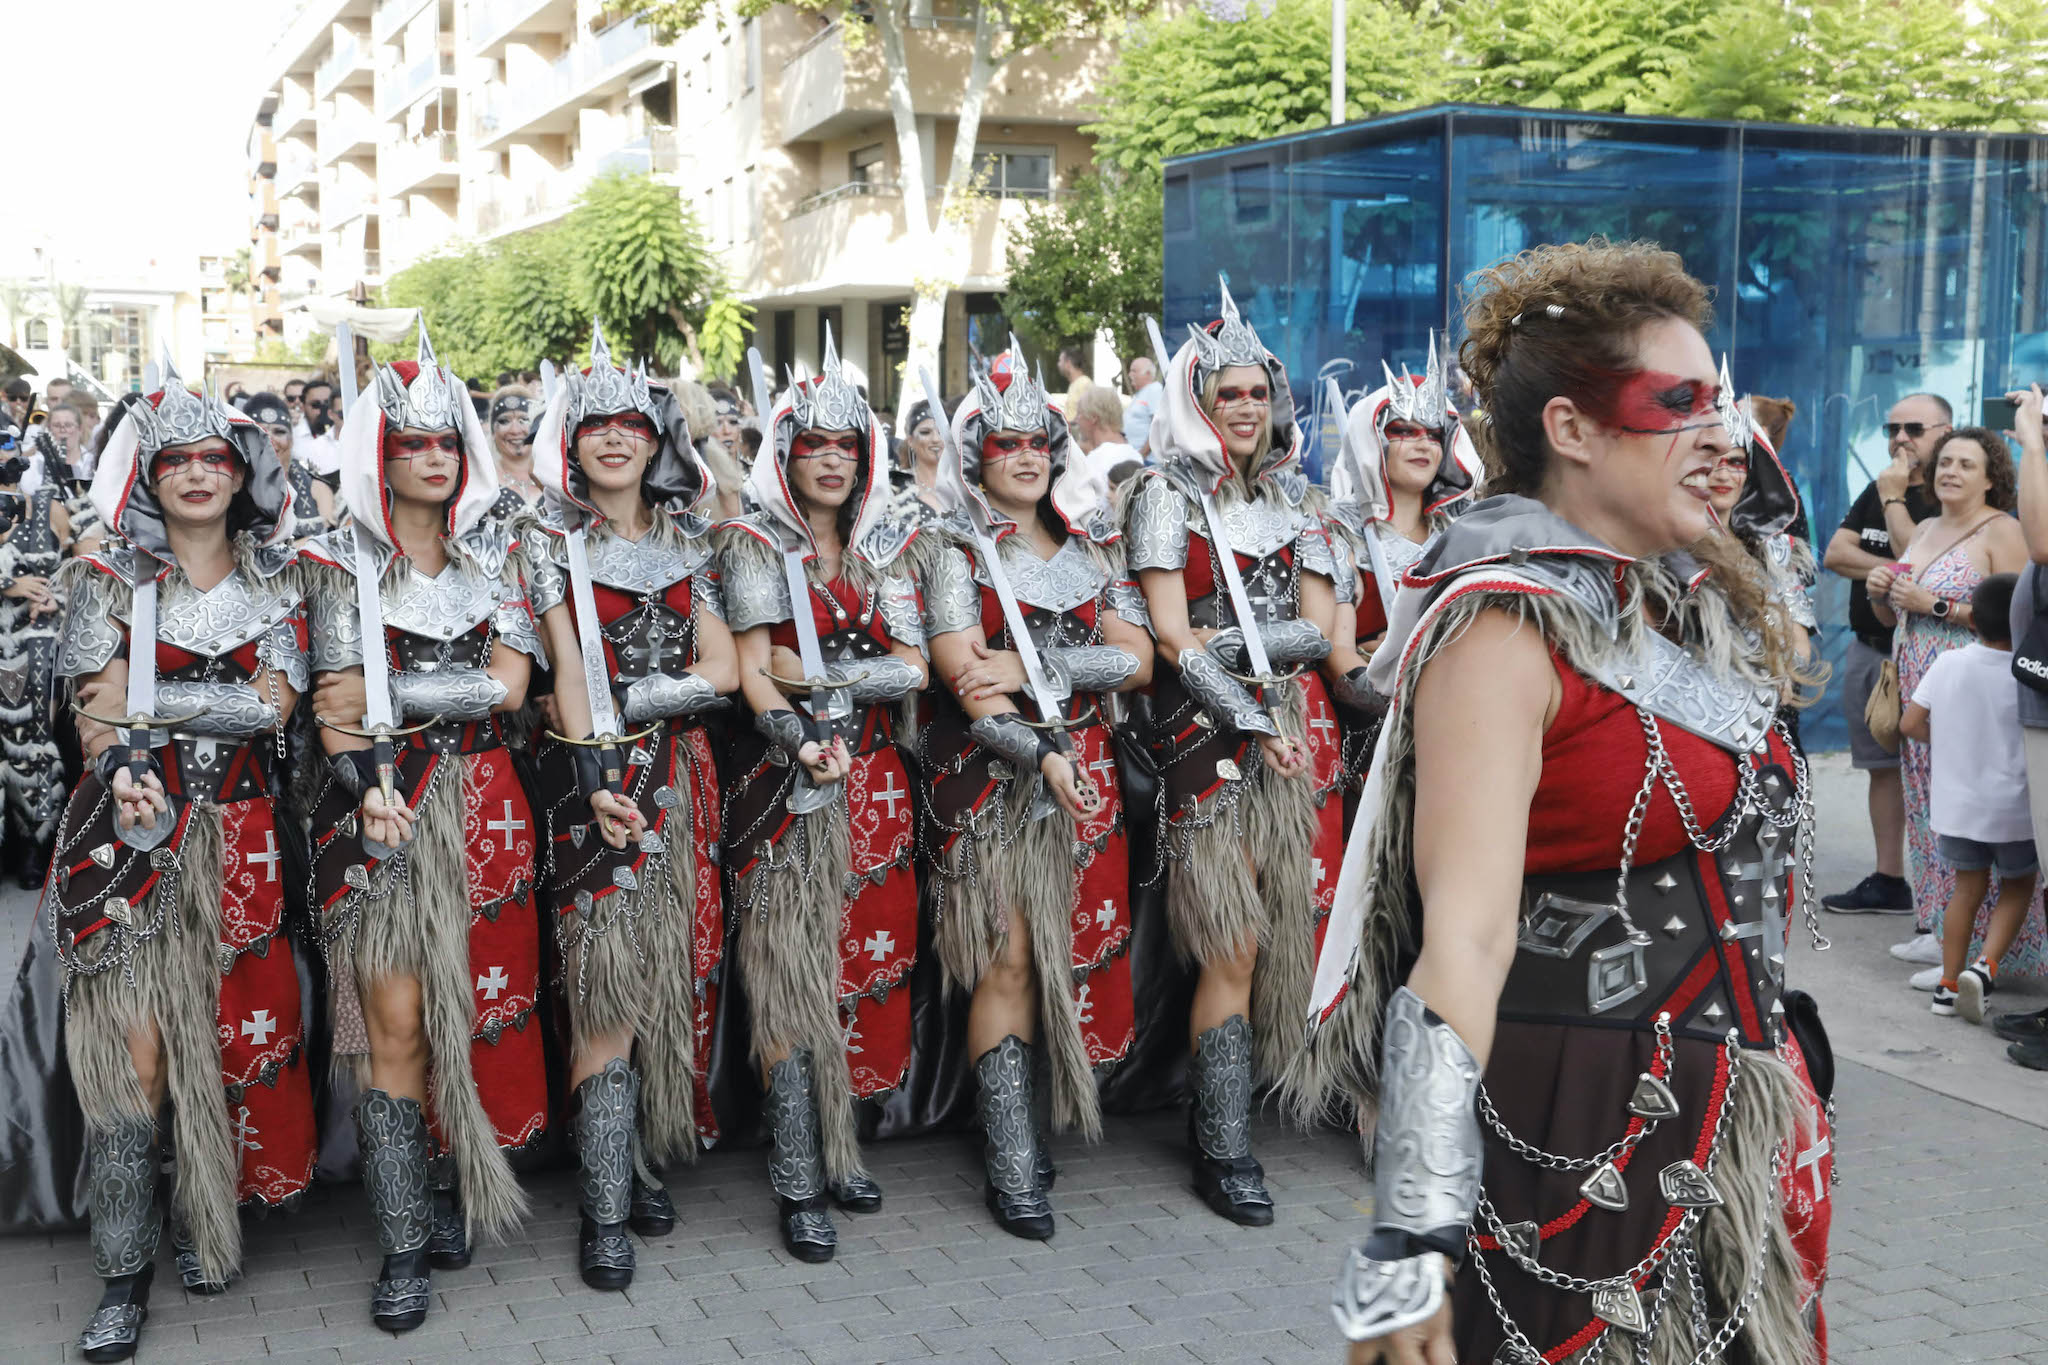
1902,572,2039,1022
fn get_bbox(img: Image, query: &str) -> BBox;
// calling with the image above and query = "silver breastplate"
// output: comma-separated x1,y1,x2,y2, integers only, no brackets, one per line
148,570,301,660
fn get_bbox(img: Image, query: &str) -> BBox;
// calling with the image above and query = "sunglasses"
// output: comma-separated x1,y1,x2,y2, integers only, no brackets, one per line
304,398,334,411
1213,385,1270,408
1883,421,1945,439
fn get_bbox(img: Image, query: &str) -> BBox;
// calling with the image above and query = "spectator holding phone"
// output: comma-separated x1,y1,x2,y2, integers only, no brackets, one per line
1870,425,2037,985
1822,395,1949,917
1901,572,2037,1022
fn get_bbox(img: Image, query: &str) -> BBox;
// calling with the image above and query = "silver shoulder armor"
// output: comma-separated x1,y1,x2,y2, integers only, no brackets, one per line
306,527,368,674
923,544,981,639
526,527,569,619
719,523,794,633
877,568,926,650
1295,520,1340,584
1124,474,1189,572
55,557,130,679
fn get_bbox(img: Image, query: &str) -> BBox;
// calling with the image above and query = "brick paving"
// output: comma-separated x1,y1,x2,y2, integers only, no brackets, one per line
5,753,2048,1362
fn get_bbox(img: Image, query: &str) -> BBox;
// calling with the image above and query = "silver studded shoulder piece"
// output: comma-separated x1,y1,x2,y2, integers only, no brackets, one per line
1124,474,1190,573
55,558,129,679
1763,533,1817,631
526,528,568,618
305,529,369,674
1589,628,1779,755
1105,576,1150,628
876,569,926,650
922,544,982,639
492,584,547,665
1179,648,1278,738
1295,522,1340,584
694,566,726,622
1328,534,1358,605
719,523,795,632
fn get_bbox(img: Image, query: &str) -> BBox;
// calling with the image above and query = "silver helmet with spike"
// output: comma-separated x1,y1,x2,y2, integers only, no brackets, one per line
786,324,868,434
970,335,1053,433
129,344,241,456
564,319,663,431
371,317,465,431
1186,275,1269,383
1376,333,1451,435
1716,354,1755,451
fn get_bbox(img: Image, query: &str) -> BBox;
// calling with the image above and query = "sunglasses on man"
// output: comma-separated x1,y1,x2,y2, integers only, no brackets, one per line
304,398,334,412
1883,421,1946,440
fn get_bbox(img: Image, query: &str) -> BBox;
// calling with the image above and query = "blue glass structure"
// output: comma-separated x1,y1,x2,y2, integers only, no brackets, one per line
1164,103,2048,747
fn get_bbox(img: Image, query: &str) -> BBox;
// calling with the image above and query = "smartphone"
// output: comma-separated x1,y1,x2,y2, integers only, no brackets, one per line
1984,385,2046,430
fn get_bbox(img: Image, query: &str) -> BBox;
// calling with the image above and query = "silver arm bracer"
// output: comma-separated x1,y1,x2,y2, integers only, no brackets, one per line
968,713,1047,770
1040,644,1138,697
1329,665,1382,713
151,681,280,739
824,654,923,704
1330,986,1482,1343
1258,617,1333,667
1177,648,1278,738
619,671,722,724
388,669,509,722
754,707,811,762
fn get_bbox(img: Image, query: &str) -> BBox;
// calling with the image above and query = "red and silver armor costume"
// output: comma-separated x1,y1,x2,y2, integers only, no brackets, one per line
1311,498,1832,1363
302,330,547,1322
716,338,926,1260
524,324,729,1280
47,359,316,1354
1120,283,1346,1183
917,350,1142,1233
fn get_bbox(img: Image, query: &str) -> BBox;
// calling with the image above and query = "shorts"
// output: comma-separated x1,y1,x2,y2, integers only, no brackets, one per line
1842,637,1900,771
1936,834,2040,879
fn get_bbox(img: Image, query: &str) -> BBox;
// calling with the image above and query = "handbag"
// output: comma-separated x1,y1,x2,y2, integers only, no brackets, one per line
1866,512,2004,751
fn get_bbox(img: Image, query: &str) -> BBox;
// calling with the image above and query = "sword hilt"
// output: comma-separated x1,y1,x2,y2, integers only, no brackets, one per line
543,723,663,752
313,713,444,740
760,666,872,695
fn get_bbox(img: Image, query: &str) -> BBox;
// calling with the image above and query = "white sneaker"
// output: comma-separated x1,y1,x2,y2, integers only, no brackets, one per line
1909,965,1945,991
1891,934,1944,964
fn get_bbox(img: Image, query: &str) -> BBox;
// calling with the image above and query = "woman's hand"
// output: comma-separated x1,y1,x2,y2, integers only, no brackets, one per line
110,764,168,833
2010,385,2045,458
315,672,371,726
536,693,563,736
1344,1297,1453,1365
953,640,1027,702
1259,732,1309,779
588,788,646,850
1039,749,1102,821
4,576,53,616
361,786,417,848
74,681,117,755
798,736,851,786
1888,576,1937,616
1865,564,1898,600
768,645,807,694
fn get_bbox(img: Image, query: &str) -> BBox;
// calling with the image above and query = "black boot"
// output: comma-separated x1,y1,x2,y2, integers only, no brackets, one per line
829,1174,884,1212
1030,1039,1057,1193
765,1051,836,1263
172,1220,228,1293
975,1036,1055,1240
357,1090,435,1333
1189,1015,1274,1227
425,1168,471,1271
629,1176,677,1238
572,1059,638,1291
77,1117,162,1363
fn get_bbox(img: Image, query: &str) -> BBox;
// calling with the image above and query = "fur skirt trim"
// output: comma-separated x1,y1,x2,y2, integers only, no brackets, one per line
344,763,528,1242
935,776,1102,1141
734,800,866,1185
64,806,241,1284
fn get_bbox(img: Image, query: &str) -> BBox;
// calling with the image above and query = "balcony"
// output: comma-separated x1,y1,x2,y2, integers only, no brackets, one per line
468,0,571,58
281,205,324,258
475,128,677,236
276,85,317,137
377,49,456,119
318,102,380,163
251,130,278,178
372,0,432,43
767,188,1027,302
381,130,460,195
473,17,664,147
315,30,372,97
278,151,320,197
777,21,1112,146
325,175,381,224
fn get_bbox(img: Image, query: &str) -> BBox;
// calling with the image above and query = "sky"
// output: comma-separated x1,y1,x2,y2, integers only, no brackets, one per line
0,0,277,283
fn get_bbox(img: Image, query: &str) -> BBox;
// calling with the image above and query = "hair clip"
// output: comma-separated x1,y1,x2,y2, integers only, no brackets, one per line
1545,304,1566,320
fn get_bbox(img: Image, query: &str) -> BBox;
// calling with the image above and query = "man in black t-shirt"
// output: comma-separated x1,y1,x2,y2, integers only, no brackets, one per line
1819,393,1949,912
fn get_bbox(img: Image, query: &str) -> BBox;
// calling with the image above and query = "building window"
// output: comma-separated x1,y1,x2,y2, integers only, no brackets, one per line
850,143,887,185
1164,173,1192,237
22,320,47,348
973,146,1054,200
1230,162,1272,227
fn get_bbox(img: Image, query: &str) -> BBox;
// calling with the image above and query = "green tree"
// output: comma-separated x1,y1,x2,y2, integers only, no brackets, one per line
375,243,504,378
1087,0,1452,172
697,294,756,383
1794,0,2048,132
1632,0,1805,121
1001,163,1163,362
1455,0,1718,113
481,223,586,376
569,170,722,373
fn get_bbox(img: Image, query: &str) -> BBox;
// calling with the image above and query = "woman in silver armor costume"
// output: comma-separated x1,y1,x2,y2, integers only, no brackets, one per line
525,324,736,1290
1120,279,1347,1225
241,391,337,533
716,335,928,1262
0,413,76,886
918,347,1150,1239
1312,241,1832,1364
1704,370,1819,673
302,326,549,1334
489,388,543,510
45,358,317,1361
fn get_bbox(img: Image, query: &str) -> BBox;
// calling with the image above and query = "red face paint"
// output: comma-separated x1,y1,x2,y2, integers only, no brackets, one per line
1603,370,1720,436
576,412,655,442
981,431,1050,463
383,430,462,462
792,431,860,461
1382,421,1440,444
151,441,238,482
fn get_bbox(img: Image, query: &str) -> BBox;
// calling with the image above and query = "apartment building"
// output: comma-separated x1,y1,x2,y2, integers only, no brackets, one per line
247,0,1114,398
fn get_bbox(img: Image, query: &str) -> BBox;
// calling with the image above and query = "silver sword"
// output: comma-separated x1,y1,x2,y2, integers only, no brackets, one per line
778,542,850,816
1327,376,1396,620
545,527,659,834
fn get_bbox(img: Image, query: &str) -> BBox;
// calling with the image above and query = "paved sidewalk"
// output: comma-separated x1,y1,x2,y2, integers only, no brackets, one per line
3,752,2046,1363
